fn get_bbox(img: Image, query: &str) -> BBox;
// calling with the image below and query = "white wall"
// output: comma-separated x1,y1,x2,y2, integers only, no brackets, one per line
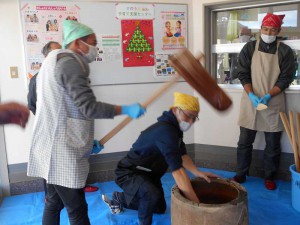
93,83,195,153
192,0,300,153
0,0,32,165
1,0,298,167
0,0,193,165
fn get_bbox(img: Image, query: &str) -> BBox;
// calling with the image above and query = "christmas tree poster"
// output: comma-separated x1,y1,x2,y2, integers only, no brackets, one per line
121,20,154,67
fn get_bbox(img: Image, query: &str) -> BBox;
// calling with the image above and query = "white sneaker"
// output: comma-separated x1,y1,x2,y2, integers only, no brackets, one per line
102,194,123,215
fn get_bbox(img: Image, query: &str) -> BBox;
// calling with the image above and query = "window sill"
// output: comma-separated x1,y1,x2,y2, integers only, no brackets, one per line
212,40,300,53
218,84,300,93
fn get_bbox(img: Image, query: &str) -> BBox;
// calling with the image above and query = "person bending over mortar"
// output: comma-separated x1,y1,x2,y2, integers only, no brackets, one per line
102,92,219,225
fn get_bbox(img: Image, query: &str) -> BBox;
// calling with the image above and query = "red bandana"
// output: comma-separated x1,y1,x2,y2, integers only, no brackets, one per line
262,13,285,28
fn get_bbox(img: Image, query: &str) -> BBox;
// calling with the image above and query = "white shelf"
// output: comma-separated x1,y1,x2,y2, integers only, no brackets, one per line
212,43,246,54
281,40,300,50
212,39,300,54
218,84,300,93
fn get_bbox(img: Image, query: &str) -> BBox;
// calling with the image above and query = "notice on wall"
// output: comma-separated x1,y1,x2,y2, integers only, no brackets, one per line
121,20,154,67
161,11,187,50
154,53,176,78
21,3,80,79
96,35,122,62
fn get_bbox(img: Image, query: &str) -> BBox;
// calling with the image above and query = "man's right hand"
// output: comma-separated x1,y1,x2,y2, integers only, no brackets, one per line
248,92,260,108
121,103,146,119
172,168,200,203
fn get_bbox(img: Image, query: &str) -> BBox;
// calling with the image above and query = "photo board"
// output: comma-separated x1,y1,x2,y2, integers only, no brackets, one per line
20,1,188,85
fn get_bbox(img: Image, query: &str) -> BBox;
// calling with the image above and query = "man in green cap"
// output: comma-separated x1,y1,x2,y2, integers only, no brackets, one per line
27,20,146,225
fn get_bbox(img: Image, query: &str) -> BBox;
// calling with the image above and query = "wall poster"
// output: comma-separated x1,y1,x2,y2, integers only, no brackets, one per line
21,3,80,79
154,53,176,78
161,11,187,50
121,20,154,67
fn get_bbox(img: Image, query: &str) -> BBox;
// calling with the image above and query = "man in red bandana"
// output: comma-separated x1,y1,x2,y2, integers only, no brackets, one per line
231,13,295,190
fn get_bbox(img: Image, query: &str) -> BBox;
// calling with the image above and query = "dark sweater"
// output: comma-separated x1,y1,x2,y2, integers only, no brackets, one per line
27,74,38,115
238,39,295,90
119,110,186,178
115,110,187,204
116,110,187,180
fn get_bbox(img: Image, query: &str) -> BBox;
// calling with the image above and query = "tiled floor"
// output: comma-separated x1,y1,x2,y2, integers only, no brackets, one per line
0,168,299,225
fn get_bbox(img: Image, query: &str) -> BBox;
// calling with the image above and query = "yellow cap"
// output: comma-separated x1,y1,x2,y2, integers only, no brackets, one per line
172,92,200,112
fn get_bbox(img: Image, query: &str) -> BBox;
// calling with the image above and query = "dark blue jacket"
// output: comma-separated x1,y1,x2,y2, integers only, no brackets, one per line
115,110,187,204
27,74,38,115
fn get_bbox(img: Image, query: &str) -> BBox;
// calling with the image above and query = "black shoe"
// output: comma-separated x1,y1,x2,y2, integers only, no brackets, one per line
230,175,246,183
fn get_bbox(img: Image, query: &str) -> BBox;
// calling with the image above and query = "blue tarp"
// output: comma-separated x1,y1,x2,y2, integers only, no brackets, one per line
0,168,299,225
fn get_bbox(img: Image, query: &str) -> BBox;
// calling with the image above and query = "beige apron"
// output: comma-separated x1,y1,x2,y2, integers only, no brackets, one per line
238,40,285,132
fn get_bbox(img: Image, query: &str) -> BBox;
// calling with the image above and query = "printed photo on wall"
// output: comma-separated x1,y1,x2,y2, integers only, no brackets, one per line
28,58,42,79
65,15,78,21
121,20,154,67
24,13,39,23
161,12,187,50
26,33,39,42
46,19,59,32
21,3,80,80
154,53,176,78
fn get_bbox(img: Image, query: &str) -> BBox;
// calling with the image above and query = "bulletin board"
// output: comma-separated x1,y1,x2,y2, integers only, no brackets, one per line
20,1,188,85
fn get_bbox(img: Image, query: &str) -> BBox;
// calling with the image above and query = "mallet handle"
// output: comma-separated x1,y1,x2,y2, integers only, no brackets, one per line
280,112,293,146
289,111,300,172
99,74,180,145
99,54,205,146
280,112,300,172
296,112,300,165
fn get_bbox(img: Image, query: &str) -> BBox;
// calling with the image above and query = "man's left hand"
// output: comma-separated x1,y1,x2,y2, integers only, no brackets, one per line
91,140,104,154
259,93,271,105
197,171,220,183
0,102,29,128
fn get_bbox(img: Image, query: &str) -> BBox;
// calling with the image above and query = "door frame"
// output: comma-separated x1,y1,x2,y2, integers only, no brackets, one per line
0,102,11,202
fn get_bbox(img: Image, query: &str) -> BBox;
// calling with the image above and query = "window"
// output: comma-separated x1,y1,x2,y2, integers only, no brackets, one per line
207,1,300,86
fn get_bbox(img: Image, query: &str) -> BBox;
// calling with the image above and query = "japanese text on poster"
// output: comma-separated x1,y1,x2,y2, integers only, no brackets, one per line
116,3,154,20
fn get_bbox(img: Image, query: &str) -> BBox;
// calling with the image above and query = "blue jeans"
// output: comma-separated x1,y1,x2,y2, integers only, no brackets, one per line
42,184,90,225
118,179,166,225
236,127,282,180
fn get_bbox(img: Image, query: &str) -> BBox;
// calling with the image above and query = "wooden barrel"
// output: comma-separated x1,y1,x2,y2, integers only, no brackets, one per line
171,177,248,225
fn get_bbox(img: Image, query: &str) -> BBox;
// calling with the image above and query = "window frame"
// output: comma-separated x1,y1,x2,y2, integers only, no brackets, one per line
204,0,300,89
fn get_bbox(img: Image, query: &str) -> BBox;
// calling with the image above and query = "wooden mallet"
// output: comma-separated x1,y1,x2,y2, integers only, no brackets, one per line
280,111,300,172
98,48,232,147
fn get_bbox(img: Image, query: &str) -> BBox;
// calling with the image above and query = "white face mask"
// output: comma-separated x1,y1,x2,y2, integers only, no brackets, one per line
80,40,97,63
260,34,276,44
176,109,192,132
179,120,192,132
239,35,250,43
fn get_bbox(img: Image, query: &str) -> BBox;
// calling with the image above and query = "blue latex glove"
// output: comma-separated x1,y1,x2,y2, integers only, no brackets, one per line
248,92,260,108
259,93,271,105
121,103,146,119
91,140,104,154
